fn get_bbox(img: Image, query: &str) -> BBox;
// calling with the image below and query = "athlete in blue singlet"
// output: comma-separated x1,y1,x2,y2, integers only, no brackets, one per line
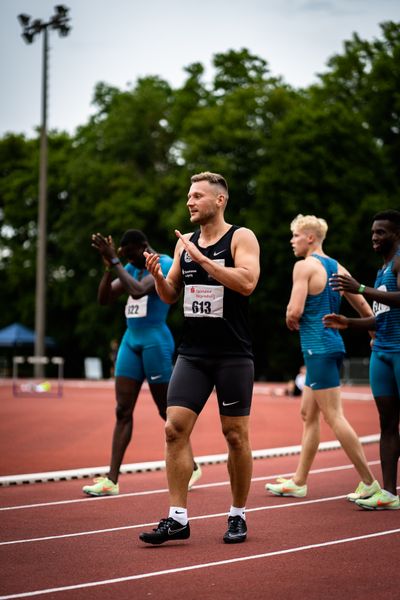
266,214,378,502
299,253,345,390
83,229,200,497
117,254,174,384
325,209,400,510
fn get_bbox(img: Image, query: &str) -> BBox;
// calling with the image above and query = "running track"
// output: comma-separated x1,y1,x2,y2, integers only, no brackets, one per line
0,380,399,599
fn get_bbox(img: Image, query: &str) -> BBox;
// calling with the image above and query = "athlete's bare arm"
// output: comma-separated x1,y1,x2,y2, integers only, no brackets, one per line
92,232,155,304
336,263,374,318
323,313,377,331
286,259,314,331
330,256,400,308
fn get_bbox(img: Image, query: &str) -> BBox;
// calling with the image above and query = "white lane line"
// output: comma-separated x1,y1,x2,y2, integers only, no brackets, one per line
0,486,387,547
0,528,398,599
0,460,381,512
0,487,170,511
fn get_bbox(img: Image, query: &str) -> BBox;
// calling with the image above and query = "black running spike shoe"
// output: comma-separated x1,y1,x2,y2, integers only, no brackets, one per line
223,516,247,544
139,517,190,545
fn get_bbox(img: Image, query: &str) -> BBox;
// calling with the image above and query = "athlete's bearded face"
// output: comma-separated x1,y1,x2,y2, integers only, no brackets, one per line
187,181,222,225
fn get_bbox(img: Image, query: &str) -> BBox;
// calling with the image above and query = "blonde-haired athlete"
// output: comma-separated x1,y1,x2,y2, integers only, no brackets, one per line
266,214,380,501
290,213,328,241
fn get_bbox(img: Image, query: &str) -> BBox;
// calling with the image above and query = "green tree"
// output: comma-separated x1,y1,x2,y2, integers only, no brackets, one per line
251,98,388,378
315,21,400,190
1,25,399,380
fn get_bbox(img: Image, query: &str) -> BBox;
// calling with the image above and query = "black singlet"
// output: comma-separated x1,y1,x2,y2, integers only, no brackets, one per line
178,225,253,358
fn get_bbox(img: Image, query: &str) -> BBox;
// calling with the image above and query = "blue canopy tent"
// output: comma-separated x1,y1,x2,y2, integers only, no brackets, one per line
0,324,62,395
0,323,56,347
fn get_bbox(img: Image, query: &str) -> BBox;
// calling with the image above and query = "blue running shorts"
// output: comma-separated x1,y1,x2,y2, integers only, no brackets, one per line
115,324,174,383
303,352,345,390
369,351,400,398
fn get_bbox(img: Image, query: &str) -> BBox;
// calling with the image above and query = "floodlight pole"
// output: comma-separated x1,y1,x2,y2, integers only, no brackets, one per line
18,7,71,378
35,26,49,378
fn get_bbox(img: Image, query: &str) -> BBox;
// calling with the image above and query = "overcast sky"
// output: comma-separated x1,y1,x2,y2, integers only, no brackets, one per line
1,0,399,137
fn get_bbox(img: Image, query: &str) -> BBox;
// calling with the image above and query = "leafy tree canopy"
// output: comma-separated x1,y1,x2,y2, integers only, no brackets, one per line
1,23,399,379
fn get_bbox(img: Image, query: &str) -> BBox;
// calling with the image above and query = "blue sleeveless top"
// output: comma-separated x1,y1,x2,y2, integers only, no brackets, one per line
299,254,345,356
372,249,400,353
124,255,172,330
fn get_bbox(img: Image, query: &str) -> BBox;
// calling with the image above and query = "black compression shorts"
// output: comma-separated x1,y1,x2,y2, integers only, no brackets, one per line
167,355,254,416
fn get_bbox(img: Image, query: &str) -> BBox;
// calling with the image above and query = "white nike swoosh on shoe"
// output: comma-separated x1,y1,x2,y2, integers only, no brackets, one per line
168,525,187,535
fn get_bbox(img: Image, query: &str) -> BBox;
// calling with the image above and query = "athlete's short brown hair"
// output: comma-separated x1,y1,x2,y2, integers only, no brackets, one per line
191,171,229,199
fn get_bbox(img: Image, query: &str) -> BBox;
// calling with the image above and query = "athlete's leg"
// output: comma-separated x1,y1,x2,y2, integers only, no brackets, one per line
293,385,320,485
214,358,254,508
374,395,400,495
165,406,198,507
306,353,374,484
148,382,168,419
165,356,213,507
108,331,145,484
316,387,374,484
149,381,199,474
221,415,252,507
108,375,142,483
138,402,196,544
370,352,400,495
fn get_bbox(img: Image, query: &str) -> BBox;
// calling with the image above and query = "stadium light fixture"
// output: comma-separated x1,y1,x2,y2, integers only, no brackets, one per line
17,6,71,377
17,13,31,27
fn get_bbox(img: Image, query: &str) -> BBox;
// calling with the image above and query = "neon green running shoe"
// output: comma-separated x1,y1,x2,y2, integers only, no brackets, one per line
265,478,307,498
82,477,119,497
275,477,290,484
355,489,400,510
346,479,381,502
188,464,202,490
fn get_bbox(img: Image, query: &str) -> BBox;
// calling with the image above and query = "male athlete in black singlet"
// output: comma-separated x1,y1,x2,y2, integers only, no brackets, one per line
140,171,260,545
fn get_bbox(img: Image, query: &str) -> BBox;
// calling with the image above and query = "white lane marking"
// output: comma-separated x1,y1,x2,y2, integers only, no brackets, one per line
0,528,399,599
0,436,379,486
3,479,393,547
0,460,381,512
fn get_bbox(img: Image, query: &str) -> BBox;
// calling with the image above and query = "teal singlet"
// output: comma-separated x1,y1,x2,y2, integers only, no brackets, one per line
300,254,345,356
372,249,400,352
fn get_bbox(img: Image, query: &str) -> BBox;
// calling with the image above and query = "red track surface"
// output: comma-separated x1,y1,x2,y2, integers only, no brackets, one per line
0,380,399,599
